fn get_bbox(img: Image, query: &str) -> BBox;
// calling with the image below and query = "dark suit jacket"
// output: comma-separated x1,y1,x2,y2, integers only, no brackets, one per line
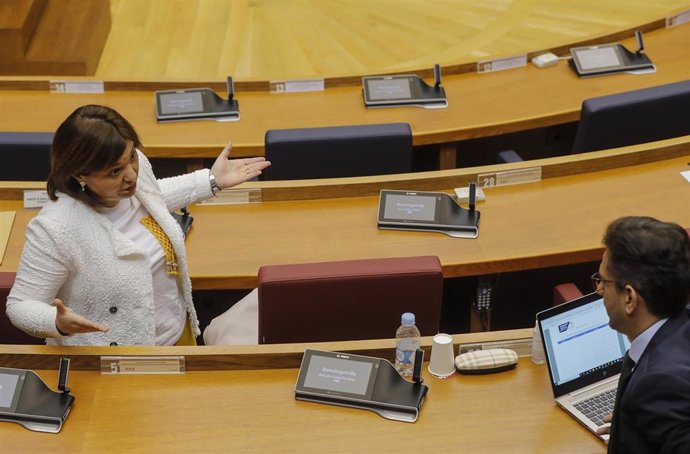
610,309,690,453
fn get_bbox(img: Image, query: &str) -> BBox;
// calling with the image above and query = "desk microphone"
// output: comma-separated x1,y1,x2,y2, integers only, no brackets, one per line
227,76,235,102
413,349,424,384
635,30,644,54
433,64,442,89
468,182,476,211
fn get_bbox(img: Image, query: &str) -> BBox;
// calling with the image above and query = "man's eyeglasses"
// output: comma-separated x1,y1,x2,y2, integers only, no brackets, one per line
591,272,617,290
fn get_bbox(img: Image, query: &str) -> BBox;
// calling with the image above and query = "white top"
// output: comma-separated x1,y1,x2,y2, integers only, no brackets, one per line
99,196,185,346
7,151,214,345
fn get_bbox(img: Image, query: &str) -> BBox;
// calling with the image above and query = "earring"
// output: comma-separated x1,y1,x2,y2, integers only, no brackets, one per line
80,181,86,192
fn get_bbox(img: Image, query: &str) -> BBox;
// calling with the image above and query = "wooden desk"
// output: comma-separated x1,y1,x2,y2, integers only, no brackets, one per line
1,140,689,289
0,330,604,453
1,24,689,167
187,148,690,288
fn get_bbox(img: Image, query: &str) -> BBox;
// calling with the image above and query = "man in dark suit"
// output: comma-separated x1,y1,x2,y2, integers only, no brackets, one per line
594,216,690,453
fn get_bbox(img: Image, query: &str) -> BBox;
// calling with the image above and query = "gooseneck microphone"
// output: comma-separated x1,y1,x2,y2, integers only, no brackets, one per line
58,357,71,394
635,31,644,54
413,349,425,384
434,64,442,89
227,76,235,102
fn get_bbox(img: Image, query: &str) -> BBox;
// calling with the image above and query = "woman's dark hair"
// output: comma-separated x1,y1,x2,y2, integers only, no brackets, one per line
47,105,143,207
603,216,690,318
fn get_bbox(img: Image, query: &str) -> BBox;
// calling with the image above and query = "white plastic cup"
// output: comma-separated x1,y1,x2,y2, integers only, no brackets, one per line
531,320,546,365
428,333,456,378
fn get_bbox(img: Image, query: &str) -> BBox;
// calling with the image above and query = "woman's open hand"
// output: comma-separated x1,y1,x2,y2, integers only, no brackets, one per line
55,298,110,335
211,141,271,189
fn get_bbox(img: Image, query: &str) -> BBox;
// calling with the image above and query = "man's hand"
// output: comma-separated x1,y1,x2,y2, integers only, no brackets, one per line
596,413,612,444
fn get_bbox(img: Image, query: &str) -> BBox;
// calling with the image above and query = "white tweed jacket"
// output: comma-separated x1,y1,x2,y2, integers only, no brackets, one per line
6,151,214,345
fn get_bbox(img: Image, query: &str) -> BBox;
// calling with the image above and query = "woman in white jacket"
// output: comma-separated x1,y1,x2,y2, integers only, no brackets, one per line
6,105,269,346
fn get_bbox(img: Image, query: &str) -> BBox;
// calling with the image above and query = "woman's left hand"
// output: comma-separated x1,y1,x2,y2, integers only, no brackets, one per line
211,141,271,189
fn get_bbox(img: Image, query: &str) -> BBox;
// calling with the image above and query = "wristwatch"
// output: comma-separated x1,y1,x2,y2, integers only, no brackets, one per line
209,170,221,196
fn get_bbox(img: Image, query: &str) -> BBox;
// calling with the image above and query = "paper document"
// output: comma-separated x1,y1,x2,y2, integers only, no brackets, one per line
0,211,16,265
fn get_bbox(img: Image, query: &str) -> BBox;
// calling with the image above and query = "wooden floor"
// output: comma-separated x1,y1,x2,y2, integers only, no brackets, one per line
97,0,690,81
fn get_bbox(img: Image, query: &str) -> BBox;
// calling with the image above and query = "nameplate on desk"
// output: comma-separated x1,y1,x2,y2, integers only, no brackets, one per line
269,79,325,93
198,188,262,205
100,356,186,374
49,80,105,94
666,9,690,27
477,54,527,73
477,166,542,188
23,190,50,209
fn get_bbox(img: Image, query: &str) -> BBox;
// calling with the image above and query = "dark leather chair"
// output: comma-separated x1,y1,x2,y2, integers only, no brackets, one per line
498,79,690,163
263,123,413,180
0,132,53,181
0,272,45,344
257,255,443,344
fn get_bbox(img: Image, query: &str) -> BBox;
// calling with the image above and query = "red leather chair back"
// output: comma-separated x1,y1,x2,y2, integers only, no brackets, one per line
258,256,443,344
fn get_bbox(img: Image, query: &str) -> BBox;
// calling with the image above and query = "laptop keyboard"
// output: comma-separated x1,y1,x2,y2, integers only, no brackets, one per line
573,388,617,426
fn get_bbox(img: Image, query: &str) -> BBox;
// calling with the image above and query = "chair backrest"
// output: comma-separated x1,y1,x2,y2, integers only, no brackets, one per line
0,272,44,344
263,123,413,180
572,79,690,154
0,132,53,181
257,256,443,344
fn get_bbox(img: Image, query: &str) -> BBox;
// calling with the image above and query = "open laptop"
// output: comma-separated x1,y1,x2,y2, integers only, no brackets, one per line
537,292,630,442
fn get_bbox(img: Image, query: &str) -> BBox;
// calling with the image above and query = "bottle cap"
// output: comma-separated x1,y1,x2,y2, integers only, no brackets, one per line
401,312,415,326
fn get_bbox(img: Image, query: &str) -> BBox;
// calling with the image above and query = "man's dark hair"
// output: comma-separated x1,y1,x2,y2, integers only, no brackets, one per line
47,104,143,207
603,216,690,318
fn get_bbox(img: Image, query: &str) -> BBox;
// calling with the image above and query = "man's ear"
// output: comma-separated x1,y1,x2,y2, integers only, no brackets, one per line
623,284,639,316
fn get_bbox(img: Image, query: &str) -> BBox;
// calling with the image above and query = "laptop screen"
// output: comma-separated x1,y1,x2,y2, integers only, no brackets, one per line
538,292,630,397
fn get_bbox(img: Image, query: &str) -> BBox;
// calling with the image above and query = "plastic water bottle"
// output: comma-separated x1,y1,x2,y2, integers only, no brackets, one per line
395,312,421,377
531,319,546,365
